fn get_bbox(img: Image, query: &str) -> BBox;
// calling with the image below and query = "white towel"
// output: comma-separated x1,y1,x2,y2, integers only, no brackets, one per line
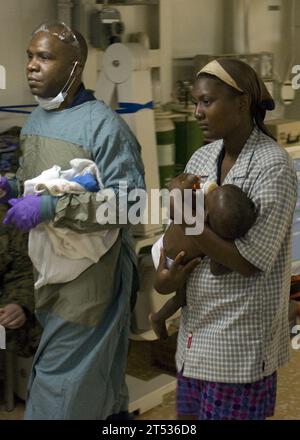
26,158,119,288
24,159,103,196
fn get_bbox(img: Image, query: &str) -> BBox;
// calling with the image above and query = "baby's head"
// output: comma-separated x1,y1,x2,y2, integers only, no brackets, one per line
205,184,257,239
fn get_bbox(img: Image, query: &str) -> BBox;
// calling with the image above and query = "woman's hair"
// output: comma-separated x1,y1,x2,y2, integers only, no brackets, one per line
197,58,276,140
198,72,244,99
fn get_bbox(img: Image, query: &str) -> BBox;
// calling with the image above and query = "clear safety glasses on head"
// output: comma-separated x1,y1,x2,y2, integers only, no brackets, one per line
32,21,79,47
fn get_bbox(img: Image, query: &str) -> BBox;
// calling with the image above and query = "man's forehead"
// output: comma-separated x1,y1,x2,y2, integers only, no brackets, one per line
28,32,66,53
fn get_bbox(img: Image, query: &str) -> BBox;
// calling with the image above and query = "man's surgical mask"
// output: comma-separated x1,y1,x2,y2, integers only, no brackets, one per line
34,61,78,111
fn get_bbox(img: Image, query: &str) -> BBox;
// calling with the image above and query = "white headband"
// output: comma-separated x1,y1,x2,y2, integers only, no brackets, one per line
197,60,244,93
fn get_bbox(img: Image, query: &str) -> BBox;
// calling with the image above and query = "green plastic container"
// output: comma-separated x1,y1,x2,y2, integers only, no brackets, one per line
171,104,203,171
155,110,176,188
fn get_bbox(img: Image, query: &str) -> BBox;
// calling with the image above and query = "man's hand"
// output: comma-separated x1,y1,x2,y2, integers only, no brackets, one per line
3,195,42,231
154,247,201,294
0,304,26,329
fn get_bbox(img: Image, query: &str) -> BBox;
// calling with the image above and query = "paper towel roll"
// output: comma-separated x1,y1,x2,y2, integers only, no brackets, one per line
102,43,150,84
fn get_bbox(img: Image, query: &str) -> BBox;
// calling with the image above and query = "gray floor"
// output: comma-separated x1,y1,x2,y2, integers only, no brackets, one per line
1,334,300,420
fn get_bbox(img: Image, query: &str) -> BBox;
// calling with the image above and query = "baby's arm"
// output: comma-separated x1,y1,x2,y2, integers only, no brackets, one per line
154,248,201,294
149,287,186,339
164,223,205,264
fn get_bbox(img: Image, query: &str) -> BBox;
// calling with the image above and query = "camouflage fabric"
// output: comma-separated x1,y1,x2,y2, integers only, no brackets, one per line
0,204,42,357
0,126,22,174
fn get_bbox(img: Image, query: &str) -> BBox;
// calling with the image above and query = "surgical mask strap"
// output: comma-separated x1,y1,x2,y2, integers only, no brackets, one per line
62,61,78,96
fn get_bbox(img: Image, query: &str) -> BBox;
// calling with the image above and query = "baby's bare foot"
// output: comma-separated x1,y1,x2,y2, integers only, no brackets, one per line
149,312,169,340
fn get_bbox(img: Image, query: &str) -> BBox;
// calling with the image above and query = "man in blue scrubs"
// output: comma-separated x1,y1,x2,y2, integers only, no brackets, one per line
2,21,145,420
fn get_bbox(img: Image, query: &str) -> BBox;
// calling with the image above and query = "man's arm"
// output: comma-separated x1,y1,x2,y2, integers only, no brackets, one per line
53,113,146,233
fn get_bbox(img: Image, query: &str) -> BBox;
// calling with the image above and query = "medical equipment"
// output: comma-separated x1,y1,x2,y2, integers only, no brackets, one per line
90,5,125,49
95,42,162,237
168,80,203,172
170,103,203,174
154,109,176,189
265,119,300,147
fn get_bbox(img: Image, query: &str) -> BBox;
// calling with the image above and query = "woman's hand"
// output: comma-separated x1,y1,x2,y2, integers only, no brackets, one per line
0,303,27,329
167,173,200,192
168,173,200,220
154,247,201,294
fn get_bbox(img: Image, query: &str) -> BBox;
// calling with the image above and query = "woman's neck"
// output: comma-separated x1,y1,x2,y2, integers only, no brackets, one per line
223,120,254,158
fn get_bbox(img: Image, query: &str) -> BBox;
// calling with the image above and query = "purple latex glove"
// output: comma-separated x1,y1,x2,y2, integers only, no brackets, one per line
3,195,41,231
0,176,12,204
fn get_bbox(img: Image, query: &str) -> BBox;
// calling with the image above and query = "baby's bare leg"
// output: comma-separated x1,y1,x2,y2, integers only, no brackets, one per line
149,288,186,339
